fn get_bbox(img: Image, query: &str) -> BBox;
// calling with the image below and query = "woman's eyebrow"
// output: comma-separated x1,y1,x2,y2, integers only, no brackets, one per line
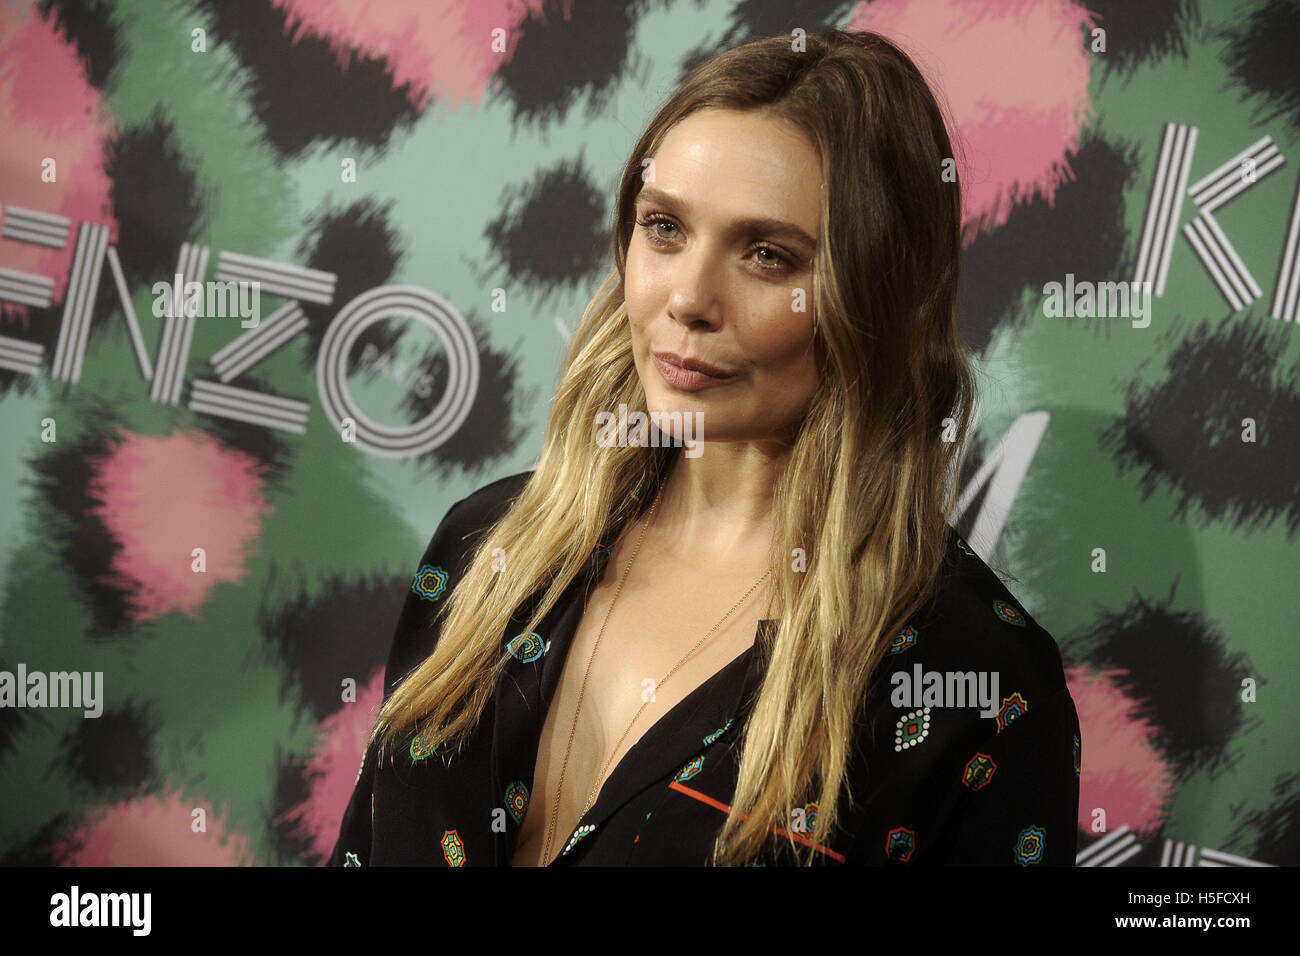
636,185,819,251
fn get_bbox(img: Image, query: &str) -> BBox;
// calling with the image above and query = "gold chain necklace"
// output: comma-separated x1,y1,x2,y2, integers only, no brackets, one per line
541,482,772,864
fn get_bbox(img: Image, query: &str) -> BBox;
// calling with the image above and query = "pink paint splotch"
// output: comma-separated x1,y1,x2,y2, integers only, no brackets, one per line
55,790,256,865
0,5,118,324
849,0,1097,243
87,430,272,623
277,668,384,864
272,0,552,115
1066,664,1176,836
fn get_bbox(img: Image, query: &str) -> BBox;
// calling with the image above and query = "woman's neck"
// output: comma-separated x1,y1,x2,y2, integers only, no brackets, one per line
649,441,789,566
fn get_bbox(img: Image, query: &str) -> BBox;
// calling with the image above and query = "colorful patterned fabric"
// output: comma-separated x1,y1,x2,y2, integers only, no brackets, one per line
702,717,734,747
409,723,441,761
504,781,529,824
440,829,466,867
411,565,449,602
963,753,998,791
895,708,932,751
562,824,596,856
996,693,1029,733
886,826,917,862
328,473,1081,866
993,599,1026,627
674,755,704,782
888,625,919,655
506,631,546,663
1014,825,1047,865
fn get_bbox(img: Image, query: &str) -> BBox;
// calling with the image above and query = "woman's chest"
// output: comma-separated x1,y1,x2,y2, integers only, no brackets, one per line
555,592,759,765
510,565,768,864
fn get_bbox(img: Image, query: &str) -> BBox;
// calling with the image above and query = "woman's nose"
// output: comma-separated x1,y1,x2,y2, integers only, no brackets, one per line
666,245,723,329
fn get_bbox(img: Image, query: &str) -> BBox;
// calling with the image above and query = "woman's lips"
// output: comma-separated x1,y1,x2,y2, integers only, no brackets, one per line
652,352,736,392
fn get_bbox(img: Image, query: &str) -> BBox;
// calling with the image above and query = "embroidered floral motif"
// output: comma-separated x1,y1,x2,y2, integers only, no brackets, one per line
344,851,360,867
674,754,705,781
962,753,998,791
506,631,546,663
441,829,466,866
886,826,916,862
992,599,1026,626
410,723,442,761
562,824,596,856
411,564,449,601
799,802,819,834
996,693,1028,732
702,716,735,747
894,707,931,751
888,625,918,655
1014,825,1046,865
505,780,529,824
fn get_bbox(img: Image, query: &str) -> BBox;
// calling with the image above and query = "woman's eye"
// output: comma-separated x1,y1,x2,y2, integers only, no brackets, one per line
634,213,793,272
636,215,678,242
753,247,788,269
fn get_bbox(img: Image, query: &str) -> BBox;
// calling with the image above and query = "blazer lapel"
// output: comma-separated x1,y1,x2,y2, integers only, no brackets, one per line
488,543,609,864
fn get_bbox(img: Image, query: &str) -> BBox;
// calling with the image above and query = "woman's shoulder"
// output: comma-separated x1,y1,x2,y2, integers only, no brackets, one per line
856,529,1076,753
438,470,534,540
901,529,1070,695
842,532,1082,864
382,471,535,684
405,470,534,585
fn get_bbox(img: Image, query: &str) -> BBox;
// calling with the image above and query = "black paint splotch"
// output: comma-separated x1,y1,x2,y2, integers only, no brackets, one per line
1071,586,1253,777
1227,770,1300,866
187,0,422,158
295,198,404,375
1221,0,1300,137
37,0,123,91
958,133,1136,355
61,701,158,796
399,315,526,475
495,0,649,128
0,813,76,866
0,657,27,762
1084,0,1200,79
269,748,320,865
104,110,209,288
1100,312,1300,538
259,567,405,723
484,157,609,292
0,302,61,400
28,403,138,638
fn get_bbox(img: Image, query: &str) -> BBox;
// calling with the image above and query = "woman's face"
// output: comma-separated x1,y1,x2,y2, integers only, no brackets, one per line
625,107,822,447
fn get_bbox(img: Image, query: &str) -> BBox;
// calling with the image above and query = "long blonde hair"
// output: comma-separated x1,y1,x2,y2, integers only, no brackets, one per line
370,28,976,866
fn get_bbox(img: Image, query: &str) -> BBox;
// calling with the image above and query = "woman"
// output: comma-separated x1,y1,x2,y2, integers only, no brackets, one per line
330,28,1080,867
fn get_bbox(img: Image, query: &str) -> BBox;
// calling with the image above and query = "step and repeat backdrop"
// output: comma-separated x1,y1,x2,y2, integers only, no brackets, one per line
0,0,1296,866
